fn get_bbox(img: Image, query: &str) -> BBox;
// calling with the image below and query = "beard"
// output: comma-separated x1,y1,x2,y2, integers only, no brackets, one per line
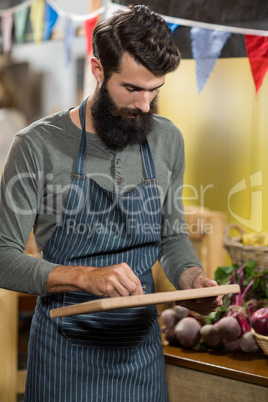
90,84,157,151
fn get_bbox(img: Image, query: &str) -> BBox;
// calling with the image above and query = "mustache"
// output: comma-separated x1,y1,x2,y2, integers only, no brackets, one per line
110,107,143,119
101,87,158,119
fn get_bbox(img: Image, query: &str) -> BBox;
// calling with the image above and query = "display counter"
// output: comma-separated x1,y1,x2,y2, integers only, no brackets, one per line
163,345,268,402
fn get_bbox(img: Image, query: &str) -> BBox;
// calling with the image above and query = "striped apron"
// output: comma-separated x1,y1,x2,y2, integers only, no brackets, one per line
24,98,168,401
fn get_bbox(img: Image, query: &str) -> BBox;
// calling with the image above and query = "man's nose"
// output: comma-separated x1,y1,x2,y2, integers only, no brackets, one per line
134,91,151,113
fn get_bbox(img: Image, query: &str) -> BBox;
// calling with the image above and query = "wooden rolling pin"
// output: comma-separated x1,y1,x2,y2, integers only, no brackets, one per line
50,284,240,318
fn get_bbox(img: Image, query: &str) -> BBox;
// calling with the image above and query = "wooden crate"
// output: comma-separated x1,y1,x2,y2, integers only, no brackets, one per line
0,230,39,401
152,206,227,299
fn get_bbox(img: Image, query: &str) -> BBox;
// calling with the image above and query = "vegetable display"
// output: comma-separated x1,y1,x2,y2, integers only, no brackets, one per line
161,260,268,353
242,232,268,247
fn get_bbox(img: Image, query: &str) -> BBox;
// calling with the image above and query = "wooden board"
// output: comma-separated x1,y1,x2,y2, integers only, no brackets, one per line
50,284,240,318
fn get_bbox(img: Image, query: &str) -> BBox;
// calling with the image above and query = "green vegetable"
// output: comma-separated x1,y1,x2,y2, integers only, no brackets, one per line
205,260,268,332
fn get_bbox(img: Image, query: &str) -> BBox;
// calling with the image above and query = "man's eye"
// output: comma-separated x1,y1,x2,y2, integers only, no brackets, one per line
126,88,136,93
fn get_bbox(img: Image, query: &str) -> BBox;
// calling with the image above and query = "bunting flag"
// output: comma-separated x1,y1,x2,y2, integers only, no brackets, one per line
1,13,14,53
30,0,46,43
191,27,231,93
245,35,268,95
84,16,98,58
64,17,75,66
14,7,29,44
0,1,268,93
43,3,58,41
167,22,179,33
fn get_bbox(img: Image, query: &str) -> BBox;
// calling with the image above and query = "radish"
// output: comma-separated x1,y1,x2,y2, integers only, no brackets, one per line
174,305,188,321
239,331,260,353
216,316,241,341
161,308,177,329
174,317,201,348
223,339,241,352
200,324,222,348
251,308,268,336
165,327,180,346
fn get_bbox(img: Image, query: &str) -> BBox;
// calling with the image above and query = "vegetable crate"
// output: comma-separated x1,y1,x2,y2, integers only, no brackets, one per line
224,224,268,271
251,328,268,356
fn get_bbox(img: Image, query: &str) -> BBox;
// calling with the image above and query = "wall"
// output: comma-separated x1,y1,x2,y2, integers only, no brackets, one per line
11,37,86,117
158,58,268,234
10,0,91,117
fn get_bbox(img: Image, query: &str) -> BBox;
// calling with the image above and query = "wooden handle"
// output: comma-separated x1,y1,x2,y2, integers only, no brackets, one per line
224,223,245,243
50,284,240,318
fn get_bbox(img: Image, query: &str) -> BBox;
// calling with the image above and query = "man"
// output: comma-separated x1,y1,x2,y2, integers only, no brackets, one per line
0,5,222,401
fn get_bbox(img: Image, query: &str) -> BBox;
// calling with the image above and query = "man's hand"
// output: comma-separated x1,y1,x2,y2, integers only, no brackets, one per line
177,266,223,315
46,263,144,297
80,263,144,297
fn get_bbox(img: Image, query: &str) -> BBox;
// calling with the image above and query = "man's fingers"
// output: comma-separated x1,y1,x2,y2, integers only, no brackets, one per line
92,263,144,297
111,263,143,295
177,295,223,316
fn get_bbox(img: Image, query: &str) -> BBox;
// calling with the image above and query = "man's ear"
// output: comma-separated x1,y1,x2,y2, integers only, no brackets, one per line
91,57,104,83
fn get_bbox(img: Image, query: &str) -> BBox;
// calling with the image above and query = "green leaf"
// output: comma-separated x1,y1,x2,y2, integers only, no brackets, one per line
243,260,257,271
214,265,234,285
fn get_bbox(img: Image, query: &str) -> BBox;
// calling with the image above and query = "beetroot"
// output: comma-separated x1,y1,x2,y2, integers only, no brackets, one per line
161,308,177,329
174,305,188,321
239,331,260,353
165,327,180,346
174,317,201,348
223,339,241,352
216,316,241,341
251,308,268,336
200,324,222,348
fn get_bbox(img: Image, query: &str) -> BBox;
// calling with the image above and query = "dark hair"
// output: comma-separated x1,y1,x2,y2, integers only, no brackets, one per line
92,4,181,80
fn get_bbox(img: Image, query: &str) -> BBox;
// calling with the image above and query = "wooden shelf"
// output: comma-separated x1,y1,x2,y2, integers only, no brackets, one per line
164,345,268,387
164,345,267,401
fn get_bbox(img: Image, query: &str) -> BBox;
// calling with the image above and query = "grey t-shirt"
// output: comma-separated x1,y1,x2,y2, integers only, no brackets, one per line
0,109,202,296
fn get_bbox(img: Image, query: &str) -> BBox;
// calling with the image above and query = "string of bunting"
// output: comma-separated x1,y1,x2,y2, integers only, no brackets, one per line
0,0,267,94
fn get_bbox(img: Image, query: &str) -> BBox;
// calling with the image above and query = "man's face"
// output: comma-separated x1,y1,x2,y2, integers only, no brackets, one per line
90,53,165,150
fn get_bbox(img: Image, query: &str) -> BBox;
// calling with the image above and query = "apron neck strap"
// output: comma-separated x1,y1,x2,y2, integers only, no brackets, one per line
140,140,156,180
75,97,88,175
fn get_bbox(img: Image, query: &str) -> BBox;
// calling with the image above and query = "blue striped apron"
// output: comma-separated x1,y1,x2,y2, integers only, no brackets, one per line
24,98,168,401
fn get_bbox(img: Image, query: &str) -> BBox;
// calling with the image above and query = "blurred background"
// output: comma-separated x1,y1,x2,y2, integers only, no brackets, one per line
0,3,268,400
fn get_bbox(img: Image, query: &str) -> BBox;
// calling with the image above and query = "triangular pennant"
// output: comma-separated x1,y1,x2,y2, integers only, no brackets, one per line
84,16,98,58
245,35,268,94
64,17,75,66
43,3,58,41
1,13,14,53
191,28,231,93
167,22,179,33
30,0,46,43
14,7,29,44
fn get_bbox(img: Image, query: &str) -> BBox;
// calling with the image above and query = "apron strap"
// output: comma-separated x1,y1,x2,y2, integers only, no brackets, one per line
75,97,88,175
140,140,156,180
76,97,156,180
